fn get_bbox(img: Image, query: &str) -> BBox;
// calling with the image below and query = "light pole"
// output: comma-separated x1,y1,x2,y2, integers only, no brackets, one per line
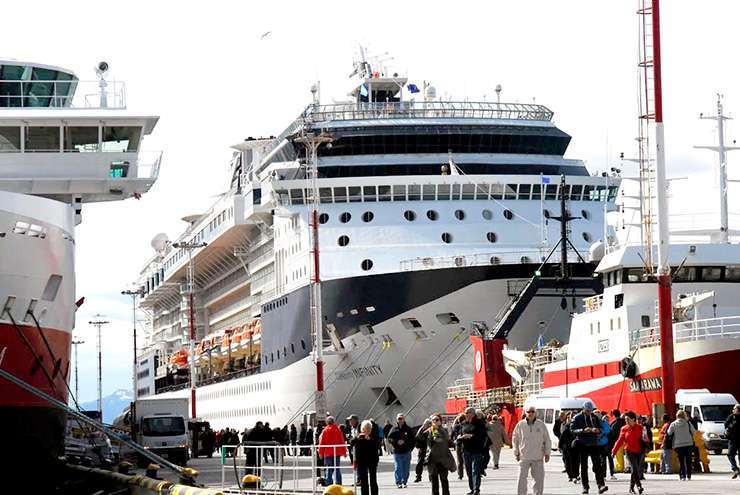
122,287,145,398
172,239,207,419
89,316,110,416
294,129,332,421
71,339,84,400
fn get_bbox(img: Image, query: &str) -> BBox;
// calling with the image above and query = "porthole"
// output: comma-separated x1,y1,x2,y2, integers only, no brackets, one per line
362,211,374,223
426,210,439,221
520,256,531,263
340,212,351,223
482,209,493,220
441,232,453,243
338,235,350,247
490,256,501,265
454,209,465,221
581,209,590,220
301,339,306,350
486,232,497,243
543,209,551,219
283,346,287,357
318,213,329,224
582,232,592,242
361,259,373,271
291,343,295,353
503,209,514,220
404,210,416,221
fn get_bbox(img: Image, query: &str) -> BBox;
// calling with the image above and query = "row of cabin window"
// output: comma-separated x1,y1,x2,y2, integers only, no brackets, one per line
200,380,272,402
604,265,740,286
0,125,141,152
284,183,618,205
160,208,233,273
204,404,276,420
264,339,307,365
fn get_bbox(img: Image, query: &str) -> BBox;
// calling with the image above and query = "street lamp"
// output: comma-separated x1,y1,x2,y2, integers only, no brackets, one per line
89,316,110,417
172,239,207,419
122,287,145,399
71,339,85,400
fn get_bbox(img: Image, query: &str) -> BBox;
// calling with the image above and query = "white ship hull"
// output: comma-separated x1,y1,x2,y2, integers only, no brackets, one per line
158,268,585,429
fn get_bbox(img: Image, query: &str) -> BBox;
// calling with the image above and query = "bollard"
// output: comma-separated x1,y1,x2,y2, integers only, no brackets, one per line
323,484,354,495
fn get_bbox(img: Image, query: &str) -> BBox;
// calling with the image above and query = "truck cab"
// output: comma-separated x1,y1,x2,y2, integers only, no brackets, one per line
676,388,738,454
132,398,190,466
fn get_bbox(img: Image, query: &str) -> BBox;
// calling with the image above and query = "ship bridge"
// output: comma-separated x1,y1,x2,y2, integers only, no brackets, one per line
0,60,160,215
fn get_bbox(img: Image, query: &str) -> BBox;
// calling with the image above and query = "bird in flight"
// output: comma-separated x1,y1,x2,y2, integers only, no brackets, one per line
260,31,272,40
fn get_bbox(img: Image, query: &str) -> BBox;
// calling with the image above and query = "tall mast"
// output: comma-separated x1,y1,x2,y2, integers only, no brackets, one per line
695,94,739,243
639,0,676,416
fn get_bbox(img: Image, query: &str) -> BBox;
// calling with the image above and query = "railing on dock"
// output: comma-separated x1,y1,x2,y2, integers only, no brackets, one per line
220,442,355,494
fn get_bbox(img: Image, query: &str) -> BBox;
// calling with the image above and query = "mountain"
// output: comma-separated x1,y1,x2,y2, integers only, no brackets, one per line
80,389,133,423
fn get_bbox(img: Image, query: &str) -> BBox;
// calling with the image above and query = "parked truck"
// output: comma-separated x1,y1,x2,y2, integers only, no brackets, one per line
129,397,190,466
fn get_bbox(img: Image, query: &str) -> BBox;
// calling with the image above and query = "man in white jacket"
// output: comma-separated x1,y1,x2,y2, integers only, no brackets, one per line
513,406,551,495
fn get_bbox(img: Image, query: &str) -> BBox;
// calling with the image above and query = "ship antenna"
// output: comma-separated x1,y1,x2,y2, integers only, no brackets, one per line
695,93,739,243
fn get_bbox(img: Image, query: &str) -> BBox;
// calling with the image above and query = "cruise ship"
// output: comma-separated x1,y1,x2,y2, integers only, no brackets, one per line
135,55,619,429
0,60,160,467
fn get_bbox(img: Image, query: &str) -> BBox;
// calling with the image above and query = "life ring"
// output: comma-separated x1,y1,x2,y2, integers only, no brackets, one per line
620,356,638,378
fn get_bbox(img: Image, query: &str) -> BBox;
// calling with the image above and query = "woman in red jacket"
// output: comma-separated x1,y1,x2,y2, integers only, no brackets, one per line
319,416,348,485
612,411,647,494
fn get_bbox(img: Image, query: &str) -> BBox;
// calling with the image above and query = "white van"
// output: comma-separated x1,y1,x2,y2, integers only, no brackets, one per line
523,395,595,450
676,388,738,454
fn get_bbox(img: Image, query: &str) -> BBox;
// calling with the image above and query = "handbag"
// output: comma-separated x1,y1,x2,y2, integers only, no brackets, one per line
446,449,457,473
663,431,673,450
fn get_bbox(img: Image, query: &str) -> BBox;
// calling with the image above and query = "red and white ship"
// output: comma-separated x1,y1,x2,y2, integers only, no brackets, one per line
0,59,159,466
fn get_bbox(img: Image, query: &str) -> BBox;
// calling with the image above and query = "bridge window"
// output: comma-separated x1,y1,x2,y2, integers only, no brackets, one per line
701,266,721,282
531,184,542,200
348,186,361,202
673,266,697,282
64,126,99,152
102,126,141,152
0,127,21,151
393,185,406,201
726,265,740,281
25,126,60,152
363,185,377,202
462,184,475,200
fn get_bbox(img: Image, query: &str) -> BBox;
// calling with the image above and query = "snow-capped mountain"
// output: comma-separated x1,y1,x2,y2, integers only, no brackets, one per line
80,389,133,423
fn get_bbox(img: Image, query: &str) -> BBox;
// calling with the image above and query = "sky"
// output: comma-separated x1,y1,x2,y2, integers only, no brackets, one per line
3,1,739,404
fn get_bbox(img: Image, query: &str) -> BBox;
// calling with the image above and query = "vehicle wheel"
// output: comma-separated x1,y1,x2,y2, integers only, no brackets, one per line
714,449,723,455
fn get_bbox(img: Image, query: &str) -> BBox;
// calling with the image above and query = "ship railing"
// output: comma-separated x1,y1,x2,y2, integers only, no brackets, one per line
630,315,740,349
198,365,260,387
301,101,554,124
400,250,547,271
219,442,355,494
0,79,126,109
135,150,163,179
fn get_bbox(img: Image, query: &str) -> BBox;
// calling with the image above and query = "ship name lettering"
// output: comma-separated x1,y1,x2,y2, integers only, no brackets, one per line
629,377,662,392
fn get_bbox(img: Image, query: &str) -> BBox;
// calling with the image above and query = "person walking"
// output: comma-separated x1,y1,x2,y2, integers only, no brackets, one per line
487,414,510,469
608,410,625,479
571,400,608,494
559,412,580,483
318,416,347,486
351,420,380,495
725,404,740,479
594,411,612,484
513,405,551,495
667,409,696,481
388,413,415,488
458,407,487,495
383,419,393,455
656,414,672,475
289,424,298,456
424,414,455,495
414,418,431,482
612,412,646,494
451,413,466,480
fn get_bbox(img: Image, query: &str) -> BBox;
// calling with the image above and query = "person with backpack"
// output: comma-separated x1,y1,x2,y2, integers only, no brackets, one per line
612,411,646,494
667,410,697,481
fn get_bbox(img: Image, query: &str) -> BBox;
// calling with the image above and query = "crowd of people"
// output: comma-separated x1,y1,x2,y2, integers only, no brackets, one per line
197,401,740,495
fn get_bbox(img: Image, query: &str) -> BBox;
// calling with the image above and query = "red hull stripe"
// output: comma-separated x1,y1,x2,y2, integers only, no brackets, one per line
543,359,623,388
543,349,740,416
0,322,70,407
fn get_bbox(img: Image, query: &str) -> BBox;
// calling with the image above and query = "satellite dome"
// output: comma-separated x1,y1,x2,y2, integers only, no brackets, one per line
424,85,437,100
150,233,169,253
589,240,605,263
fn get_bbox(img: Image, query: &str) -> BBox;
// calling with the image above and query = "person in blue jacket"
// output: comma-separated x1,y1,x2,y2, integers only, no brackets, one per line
594,410,612,484
570,400,608,494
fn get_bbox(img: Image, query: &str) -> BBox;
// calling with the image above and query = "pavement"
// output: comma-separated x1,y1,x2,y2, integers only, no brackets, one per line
147,449,740,494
